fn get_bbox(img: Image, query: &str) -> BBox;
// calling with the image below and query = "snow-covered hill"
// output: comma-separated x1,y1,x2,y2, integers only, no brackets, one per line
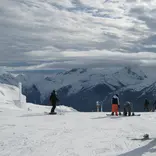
0,104,156,156
0,83,26,110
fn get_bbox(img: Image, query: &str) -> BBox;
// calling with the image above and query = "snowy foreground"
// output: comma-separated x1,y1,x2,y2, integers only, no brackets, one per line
0,105,156,156
1,77,155,155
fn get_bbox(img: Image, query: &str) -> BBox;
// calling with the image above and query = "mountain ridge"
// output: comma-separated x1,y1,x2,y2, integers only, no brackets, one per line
0,66,155,111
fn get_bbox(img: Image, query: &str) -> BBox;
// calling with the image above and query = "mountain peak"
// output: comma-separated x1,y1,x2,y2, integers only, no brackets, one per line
64,68,87,75
0,68,8,76
121,66,148,80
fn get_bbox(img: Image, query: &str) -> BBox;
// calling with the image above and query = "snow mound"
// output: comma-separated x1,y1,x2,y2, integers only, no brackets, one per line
0,83,26,110
26,103,78,113
0,82,77,113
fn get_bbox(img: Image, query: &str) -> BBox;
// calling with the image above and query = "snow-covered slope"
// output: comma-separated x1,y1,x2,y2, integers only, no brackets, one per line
0,83,26,110
0,106,156,156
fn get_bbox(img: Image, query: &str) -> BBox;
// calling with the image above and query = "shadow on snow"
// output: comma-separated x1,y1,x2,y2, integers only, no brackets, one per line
118,139,156,156
19,113,48,117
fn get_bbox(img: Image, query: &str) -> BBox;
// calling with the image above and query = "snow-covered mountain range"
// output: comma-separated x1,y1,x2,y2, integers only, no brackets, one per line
0,66,156,111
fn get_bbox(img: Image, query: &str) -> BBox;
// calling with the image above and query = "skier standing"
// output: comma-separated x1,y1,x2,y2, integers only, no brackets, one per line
49,90,59,114
144,98,150,112
111,94,120,116
152,100,156,112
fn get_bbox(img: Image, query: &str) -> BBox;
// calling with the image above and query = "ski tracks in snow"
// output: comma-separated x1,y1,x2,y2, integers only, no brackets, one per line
1,112,156,156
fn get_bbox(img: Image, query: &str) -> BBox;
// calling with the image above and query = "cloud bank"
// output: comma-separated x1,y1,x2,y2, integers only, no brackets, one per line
1,0,156,71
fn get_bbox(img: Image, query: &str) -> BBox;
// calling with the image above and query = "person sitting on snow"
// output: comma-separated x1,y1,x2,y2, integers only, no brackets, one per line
111,94,120,116
123,101,134,116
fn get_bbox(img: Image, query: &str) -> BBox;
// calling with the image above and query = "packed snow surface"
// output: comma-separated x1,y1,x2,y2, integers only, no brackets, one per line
0,107,156,156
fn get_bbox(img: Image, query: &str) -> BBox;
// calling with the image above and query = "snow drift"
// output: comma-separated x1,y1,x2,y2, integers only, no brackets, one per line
0,83,26,110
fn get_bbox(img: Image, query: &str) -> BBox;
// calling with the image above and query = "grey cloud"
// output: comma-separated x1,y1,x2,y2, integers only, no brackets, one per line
0,0,156,70
141,17,156,31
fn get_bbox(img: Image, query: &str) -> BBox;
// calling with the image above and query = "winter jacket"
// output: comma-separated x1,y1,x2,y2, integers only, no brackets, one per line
124,101,133,112
111,95,120,106
50,93,59,105
144,99,149,107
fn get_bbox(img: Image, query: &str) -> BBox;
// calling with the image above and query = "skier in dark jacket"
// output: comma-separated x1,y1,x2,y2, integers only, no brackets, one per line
144,98,149,112
49,90,59,114
152,100,156,112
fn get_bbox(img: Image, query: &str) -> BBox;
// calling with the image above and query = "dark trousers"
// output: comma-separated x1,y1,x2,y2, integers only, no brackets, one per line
152,104,156,111
51,104,56,113
111,104,118,116
51,103,56,113
144,105,149,112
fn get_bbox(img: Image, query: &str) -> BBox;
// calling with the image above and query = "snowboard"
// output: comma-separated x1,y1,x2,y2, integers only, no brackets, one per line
44,112,64,115
106,113,141,117
106,114,119,116
44,112,57,115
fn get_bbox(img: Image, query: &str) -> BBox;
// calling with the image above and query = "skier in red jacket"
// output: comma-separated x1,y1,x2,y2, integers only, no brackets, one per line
111,94,120,116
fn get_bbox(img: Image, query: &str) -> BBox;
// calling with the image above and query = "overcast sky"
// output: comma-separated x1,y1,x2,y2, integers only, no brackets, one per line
0,0,156,71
